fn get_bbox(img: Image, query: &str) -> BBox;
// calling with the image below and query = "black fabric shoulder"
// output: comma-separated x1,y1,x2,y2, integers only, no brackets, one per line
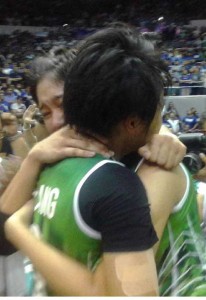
79,162,158,252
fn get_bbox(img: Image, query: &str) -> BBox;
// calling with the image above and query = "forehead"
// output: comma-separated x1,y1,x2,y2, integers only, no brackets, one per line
36,77,64,107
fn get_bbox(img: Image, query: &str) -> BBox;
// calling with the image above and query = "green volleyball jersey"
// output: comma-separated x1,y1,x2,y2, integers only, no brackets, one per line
26,155,122,296
156,163,206,296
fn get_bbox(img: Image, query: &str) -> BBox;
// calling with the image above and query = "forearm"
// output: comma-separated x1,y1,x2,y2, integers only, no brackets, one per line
6,219,158,296
0,154,42,214
5,220,104,296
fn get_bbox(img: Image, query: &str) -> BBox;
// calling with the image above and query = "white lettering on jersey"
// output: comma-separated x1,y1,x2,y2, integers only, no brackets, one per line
34,185,60,219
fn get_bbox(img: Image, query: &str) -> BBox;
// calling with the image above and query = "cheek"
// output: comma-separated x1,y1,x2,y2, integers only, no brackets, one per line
43,119,53,134
58,109,65,122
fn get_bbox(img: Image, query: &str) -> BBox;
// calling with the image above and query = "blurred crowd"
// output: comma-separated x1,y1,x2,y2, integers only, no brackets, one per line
163,102,206,135
0,0,205,143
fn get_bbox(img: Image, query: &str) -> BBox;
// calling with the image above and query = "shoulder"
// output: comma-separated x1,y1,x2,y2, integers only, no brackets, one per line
80,160,148,205
137,161,187,205
137,161,189,219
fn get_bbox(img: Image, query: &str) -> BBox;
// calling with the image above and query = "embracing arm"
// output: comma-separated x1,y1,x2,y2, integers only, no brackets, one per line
0,126,112,215
0,152,41,214
5,204,158,296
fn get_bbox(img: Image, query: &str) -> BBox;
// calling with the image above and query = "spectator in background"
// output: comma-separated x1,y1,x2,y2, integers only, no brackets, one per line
0,117,13,158
10,95,27,120
0,68,8,82
162,112,172,131
166,112,182,135
190,107,200,122
190,66,203,95
9,66,23,82
165,101,179,117
13,83,22,97
0,91,10,113
179,69,192,96
0,83,8,92
182,107,200,132
1,113,29,158
3,87,17,105
20,87,33,108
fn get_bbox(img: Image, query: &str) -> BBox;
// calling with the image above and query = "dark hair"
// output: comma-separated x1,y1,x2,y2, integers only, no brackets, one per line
27,46,77,103
63,25,171,137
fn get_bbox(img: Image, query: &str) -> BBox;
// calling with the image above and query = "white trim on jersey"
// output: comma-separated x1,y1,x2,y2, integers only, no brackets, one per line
172,163,190,213
134,157,144,173
73,159,125,240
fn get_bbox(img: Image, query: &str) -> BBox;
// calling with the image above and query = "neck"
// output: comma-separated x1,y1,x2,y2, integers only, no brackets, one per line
81,131,124,160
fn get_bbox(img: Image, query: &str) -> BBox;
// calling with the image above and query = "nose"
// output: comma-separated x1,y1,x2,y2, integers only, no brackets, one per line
50,110,65,133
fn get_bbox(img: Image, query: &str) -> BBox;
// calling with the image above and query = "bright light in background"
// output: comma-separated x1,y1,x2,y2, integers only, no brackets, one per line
158,16,164,21
62,24,68,27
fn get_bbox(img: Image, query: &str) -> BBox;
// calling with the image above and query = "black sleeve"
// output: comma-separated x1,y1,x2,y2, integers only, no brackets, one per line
79,162,158,252
0,212,17,255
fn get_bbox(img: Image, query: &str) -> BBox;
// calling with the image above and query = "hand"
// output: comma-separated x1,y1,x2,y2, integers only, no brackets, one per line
29,126,114,165
193,153,206,183
23,104,38,128
138,133,187,169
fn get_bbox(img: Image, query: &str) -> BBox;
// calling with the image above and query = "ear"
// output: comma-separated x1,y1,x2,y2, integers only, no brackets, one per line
123,116,144,134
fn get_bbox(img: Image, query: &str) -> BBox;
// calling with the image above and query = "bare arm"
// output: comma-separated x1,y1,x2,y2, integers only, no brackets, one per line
0,126,113,214
5,203,158,296
137,161,187,254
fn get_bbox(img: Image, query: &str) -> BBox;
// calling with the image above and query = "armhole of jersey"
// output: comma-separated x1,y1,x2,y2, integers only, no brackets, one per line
172,162,190,213
73,159,125,240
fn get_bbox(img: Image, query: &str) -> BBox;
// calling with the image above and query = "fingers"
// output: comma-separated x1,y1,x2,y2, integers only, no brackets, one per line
33,126,114,164
64,139,113,158
138,134,187,169
23,104,37,122
62,148,96,158
59,126,114,158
